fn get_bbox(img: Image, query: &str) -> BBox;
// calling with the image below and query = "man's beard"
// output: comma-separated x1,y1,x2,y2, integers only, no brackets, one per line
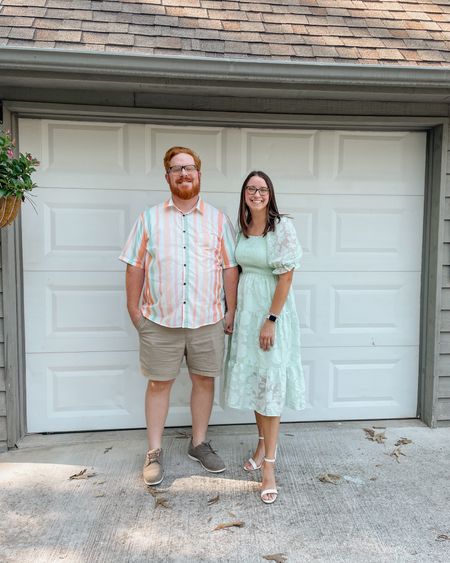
170,180,200,200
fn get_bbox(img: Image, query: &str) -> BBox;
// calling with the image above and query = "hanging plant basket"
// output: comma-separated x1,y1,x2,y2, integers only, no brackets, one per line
1,130,39,228
0,196,22,228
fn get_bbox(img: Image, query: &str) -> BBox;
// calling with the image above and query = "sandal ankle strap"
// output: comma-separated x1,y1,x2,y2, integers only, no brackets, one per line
264,457,276,463
258,436,264,440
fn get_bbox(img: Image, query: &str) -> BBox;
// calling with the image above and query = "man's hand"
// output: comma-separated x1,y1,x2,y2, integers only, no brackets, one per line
125,264,145,330
129,308,142,330
259,320,275,351
223,310,235,335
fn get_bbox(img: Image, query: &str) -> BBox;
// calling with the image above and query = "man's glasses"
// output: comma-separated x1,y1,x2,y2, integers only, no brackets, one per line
246,186,270,196
167,165,198,175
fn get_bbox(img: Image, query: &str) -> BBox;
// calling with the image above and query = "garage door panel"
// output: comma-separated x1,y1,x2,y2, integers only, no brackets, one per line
20,119,142,189
291,347,418,421
295,272,420,347
242,129,319,188
144,125,242,191
41,121,130,177
331,131,426,195
281,195,423,271
26,352,147,432
326,348,419,416
330,202,423,268
22,188,159,271
24,272,136,353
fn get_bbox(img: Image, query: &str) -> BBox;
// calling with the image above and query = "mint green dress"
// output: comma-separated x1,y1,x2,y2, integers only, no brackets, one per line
224,217,305,417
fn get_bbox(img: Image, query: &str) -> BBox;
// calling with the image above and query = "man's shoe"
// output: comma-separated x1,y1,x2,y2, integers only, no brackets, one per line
143,448,164,485
188,439,225,473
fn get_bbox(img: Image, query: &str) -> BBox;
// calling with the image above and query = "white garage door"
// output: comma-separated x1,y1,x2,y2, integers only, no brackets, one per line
19,119,426,432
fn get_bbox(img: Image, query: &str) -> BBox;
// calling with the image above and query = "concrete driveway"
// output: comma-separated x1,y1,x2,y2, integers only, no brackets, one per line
1,420,450,562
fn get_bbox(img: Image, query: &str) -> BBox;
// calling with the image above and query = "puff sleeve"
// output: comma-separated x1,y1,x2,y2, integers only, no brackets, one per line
267,217,302,275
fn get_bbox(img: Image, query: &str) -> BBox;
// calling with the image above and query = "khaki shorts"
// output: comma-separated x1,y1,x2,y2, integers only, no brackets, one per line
137,317,225,381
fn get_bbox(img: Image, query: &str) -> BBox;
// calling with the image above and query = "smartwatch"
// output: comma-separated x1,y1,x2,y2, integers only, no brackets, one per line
266,313,278,323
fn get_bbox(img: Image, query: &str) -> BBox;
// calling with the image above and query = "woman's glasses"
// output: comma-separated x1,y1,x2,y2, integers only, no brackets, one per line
246,186,270,196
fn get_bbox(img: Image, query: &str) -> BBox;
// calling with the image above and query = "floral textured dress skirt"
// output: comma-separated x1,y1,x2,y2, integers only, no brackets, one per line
224,231,305,417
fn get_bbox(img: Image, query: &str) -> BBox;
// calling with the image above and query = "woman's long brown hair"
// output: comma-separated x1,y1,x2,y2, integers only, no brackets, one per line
238,171,282,238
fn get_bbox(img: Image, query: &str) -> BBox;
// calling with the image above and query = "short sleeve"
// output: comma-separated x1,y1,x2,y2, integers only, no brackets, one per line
118,213,148,269
267,217,302,275
221,213,238,269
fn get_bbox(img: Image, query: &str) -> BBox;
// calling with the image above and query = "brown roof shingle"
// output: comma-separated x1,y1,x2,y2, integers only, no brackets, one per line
1,0,450,66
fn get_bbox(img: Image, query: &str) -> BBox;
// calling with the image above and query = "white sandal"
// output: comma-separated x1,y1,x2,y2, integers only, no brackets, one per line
243,436,264,472
260,457,278,504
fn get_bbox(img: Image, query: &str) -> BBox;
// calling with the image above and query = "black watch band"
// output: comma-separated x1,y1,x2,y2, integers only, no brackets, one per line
266,314,278,323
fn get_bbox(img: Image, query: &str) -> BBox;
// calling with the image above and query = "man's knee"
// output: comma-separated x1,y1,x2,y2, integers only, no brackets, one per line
190,373,215,388
147,379,174,393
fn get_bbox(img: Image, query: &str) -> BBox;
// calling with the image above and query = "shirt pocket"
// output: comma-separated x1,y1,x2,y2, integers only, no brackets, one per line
197,228,220,260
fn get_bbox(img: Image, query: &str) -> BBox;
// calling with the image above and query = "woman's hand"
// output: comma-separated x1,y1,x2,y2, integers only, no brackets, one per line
259,320,275,351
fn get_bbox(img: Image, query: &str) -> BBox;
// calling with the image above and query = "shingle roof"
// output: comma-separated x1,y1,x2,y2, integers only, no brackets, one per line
1,0,450,67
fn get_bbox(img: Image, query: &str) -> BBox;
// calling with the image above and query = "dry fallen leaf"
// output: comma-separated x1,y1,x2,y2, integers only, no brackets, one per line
69,468,86,479
213,521,245,531
175,431,190,439
436,534,450,542
363,428,386,444
154,497,171,509
94,493,106,498
94,480,106,485
395,437,412,446
390,447,406,463
263,554,288,563
207,494,220,506
318,473,341,485
103,446,113,454
284,433,294,437
69,468,96,480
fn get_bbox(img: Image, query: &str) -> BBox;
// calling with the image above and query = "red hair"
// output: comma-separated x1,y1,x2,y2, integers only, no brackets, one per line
163,146,201,171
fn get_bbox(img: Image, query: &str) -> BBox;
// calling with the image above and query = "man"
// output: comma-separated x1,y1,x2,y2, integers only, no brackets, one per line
120,146,238,486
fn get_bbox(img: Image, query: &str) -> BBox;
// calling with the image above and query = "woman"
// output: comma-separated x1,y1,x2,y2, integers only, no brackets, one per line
224,171,305,504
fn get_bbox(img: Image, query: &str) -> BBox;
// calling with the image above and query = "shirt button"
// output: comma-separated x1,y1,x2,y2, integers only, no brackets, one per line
184,282,186,285
184,264,186,267
183,301,186,304
183,246,186,249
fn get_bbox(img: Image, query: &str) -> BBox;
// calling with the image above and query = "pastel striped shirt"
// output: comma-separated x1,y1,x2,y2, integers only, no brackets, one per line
119,197,237,329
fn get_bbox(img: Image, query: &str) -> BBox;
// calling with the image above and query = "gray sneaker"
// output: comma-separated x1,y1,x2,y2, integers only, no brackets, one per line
188,439,225,473
143,448,164,485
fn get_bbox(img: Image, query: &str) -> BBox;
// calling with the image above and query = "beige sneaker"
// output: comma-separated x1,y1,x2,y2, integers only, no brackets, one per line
143,448,164,485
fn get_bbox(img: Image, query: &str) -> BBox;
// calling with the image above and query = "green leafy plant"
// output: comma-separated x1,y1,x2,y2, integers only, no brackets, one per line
0,130,39,202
